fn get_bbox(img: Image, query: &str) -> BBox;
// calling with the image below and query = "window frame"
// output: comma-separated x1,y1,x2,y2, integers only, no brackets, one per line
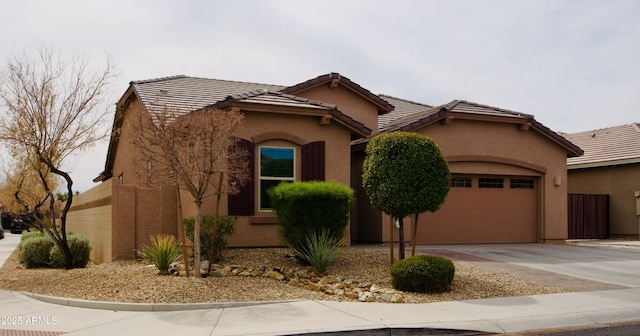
258,145,296,211
451,176,472,188
478,177,504,189
510,178,535,189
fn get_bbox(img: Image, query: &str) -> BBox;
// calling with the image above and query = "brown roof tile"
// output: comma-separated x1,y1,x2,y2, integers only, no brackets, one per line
563,123,640,168
210,90,370,137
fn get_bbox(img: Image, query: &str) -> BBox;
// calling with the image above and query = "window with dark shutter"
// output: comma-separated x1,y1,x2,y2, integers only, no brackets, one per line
301,141,325,181
228,138,255,216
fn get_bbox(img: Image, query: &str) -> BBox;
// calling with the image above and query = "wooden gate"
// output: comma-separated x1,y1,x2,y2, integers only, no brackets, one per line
568,194,609,239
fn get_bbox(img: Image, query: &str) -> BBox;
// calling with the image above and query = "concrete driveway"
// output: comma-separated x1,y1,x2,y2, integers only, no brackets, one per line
418,243,640,289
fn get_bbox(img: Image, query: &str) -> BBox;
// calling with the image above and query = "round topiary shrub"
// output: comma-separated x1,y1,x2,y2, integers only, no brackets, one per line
49,235,92,268
19,236,55,268
390,255,455,293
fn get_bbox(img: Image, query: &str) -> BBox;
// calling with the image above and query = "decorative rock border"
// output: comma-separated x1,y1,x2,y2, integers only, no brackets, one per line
170,263,405,303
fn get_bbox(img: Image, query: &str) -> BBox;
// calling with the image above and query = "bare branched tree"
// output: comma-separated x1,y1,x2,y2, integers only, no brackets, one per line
130,106,249,277
0,155,58,222
0,47,116,269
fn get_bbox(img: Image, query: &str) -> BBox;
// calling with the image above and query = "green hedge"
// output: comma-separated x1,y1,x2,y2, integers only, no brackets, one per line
183,215,236,262
18,232,91,269
390,255,455,293
19,236,55,268
268,181,354,251
49,235,92,268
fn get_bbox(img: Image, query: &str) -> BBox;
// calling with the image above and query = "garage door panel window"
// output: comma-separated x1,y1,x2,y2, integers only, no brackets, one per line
451,177,472,188
510,178,534,189
479,178,504,188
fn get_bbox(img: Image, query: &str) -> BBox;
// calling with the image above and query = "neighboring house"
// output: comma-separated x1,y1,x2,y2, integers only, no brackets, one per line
563,123,640,239
67,72,582,263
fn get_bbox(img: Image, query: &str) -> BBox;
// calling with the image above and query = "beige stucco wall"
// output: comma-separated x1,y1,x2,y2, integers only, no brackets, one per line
293,84,381,133
66,179,112,264
112,94,361,251
568,163,640,237
353,118,571,244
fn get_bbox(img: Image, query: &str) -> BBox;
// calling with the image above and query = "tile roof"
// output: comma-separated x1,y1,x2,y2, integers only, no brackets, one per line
210,90,371,137
378,95,433,130
563,123,640,168
131,75,285,113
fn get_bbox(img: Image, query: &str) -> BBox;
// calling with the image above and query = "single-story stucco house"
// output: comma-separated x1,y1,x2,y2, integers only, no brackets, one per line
563,123,640,239
66,73,583,263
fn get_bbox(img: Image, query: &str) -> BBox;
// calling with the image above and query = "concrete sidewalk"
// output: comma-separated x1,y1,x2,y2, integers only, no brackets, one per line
2,287,640,335
1,238,640,335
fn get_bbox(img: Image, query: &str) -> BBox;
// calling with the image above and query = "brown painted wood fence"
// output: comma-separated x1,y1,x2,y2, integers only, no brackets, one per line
568,194,609,239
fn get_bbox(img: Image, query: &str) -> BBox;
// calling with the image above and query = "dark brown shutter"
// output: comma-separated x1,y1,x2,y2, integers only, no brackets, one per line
228,138,255,216
301,141,325,181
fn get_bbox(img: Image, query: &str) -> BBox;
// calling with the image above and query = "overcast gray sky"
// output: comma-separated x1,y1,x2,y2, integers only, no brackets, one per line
1,0,639,192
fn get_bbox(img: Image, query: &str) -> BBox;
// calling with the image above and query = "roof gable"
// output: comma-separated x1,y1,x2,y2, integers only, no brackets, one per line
209,89,372,137
564,123,640,168
281,73,394,114
354,99,583,158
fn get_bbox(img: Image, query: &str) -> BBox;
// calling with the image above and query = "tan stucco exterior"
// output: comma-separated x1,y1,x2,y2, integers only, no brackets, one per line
65,180,112,264
74,74,581,262
353,117,571,244
568,163,640,238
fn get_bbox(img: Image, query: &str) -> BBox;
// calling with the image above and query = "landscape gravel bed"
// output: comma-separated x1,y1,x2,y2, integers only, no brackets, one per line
0,247,570,304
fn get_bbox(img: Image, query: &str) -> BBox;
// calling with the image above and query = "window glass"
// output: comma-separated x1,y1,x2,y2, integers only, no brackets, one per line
510,178,534,189
478,178,504,188
259,147,295,209
451,177,472,188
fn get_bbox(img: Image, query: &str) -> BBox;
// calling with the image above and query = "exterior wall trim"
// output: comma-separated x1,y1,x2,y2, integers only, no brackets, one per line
446,155,547,174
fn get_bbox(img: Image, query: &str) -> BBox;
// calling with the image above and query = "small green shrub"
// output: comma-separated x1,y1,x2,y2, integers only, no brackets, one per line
268,181,353,251
183,215,236,262
292,229,344,273
19,236,55,268
137,234,182,275
19,230,46,250
390,255,455,293
49,235,92,268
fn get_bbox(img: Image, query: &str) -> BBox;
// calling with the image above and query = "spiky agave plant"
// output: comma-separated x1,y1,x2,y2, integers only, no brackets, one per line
137,234,183,275
292,229,344,274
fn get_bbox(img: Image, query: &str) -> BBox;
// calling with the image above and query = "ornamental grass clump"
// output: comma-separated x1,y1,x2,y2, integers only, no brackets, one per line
390,255,455,293
137,234,182,275
292,229,343,273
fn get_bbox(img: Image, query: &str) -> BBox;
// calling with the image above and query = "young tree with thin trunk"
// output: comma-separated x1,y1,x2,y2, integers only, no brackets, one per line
362,132,450,261
130,106,249,278
0,47,116,269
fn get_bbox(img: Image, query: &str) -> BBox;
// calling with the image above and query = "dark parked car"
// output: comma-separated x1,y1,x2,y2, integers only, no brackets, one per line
10,219,24,234
0,226,4,239
1,215,11,230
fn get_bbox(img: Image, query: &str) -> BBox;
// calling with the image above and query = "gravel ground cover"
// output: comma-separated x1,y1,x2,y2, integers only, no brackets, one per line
0,247,570,304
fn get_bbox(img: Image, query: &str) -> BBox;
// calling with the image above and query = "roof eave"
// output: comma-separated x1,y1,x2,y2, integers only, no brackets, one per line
568,157,640,170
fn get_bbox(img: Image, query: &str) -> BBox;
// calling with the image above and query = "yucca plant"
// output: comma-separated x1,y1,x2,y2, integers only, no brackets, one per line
292,229,344,274
137,234,183,275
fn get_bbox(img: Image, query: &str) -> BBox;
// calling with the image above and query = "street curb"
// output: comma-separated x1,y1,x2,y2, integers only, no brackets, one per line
21,291,297,311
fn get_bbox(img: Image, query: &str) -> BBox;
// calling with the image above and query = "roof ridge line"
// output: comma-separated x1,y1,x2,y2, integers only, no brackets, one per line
567,122,640,135
379,94,433,108
131,75,188,84
450,99,534,118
